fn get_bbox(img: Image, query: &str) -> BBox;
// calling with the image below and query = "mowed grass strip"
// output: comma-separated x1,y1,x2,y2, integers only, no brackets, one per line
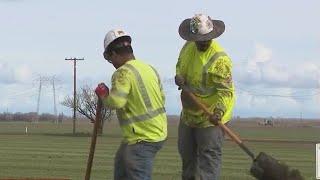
0,121,318,179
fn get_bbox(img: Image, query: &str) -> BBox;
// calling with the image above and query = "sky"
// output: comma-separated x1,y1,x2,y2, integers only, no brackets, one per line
0,0,319,118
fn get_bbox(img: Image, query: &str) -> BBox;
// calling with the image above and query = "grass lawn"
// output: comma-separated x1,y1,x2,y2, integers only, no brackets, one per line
0,120,318,179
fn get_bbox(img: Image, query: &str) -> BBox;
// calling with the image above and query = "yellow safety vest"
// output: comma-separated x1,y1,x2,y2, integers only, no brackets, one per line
104,59,167,144
176,40,235,128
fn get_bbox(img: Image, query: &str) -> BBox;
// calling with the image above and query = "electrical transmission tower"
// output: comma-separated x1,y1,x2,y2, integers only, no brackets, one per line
35,75,59,123
52,77,58,123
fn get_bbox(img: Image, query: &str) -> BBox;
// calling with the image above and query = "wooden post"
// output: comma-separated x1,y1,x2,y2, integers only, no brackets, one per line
65,57,84,134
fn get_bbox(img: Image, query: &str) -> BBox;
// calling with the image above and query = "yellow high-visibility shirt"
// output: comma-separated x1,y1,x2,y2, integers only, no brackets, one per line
176,40,235,127
104,59,167,144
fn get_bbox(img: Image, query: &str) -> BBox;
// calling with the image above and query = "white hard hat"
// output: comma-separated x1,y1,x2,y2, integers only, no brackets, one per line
104,29,131,50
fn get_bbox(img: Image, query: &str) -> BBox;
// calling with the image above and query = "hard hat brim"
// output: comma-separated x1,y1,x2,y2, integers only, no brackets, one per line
105,35,132,51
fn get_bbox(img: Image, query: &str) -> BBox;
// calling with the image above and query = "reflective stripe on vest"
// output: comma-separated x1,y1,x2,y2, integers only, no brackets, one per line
188,51,229,96
125,64,153,110
149,65,163,91
118,107,166,126
117,63,166,126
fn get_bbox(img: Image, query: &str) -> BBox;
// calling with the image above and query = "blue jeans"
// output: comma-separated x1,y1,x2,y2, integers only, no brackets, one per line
178,121,225,180
114,141,164,180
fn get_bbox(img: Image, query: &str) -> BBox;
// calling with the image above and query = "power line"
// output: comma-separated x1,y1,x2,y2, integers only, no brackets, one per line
236,87,320,99
6,89,38,98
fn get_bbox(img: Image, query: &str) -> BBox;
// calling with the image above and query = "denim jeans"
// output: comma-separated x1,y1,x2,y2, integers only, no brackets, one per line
113,141,164,180
178,121,225,180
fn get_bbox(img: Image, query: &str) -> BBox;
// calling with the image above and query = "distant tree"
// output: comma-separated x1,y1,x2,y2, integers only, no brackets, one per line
61,85,112,134
13,112,28,122
58,113,64,123
0,112,59,122
25,112,38,122
0,112,12,121
39,113,56,122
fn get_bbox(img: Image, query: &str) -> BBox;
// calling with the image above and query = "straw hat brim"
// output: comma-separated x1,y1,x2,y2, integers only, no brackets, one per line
178,19,225,41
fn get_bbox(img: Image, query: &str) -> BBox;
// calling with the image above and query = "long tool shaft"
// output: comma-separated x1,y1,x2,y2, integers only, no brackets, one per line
182,87,255,160
85,98,103,180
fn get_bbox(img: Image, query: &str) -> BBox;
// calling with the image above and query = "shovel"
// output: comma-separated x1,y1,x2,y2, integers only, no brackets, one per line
180,86,303,180
84,98,103,180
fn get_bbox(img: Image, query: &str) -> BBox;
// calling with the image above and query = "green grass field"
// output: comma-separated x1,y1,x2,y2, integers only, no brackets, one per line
0,120,319,180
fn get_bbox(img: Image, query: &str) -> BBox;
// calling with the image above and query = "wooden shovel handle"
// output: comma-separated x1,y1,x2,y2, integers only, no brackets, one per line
182,88,255,159
181,87,243,144
85,98,103,180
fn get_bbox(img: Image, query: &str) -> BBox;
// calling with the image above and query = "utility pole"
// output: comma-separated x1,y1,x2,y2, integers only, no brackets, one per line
65,57,84,134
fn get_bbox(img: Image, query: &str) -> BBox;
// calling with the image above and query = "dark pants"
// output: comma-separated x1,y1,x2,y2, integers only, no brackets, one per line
114,141,164,180
178,121,224,180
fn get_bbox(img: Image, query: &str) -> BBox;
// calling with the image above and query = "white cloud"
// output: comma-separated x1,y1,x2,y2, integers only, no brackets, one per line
0,83,37,111
0,63,14,83
235,88,302,117
233,43,320,118
287,62,319,88
253,43,272,63
235,44,273,85
0,62,33,84
261,62,289,85
235,43,320,89
14,65,32,83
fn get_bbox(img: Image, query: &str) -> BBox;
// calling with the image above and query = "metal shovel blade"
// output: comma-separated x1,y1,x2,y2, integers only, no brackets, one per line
250,152,304,180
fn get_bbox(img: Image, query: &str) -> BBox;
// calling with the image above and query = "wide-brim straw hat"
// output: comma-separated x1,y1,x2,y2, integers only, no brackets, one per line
179,14,225,41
